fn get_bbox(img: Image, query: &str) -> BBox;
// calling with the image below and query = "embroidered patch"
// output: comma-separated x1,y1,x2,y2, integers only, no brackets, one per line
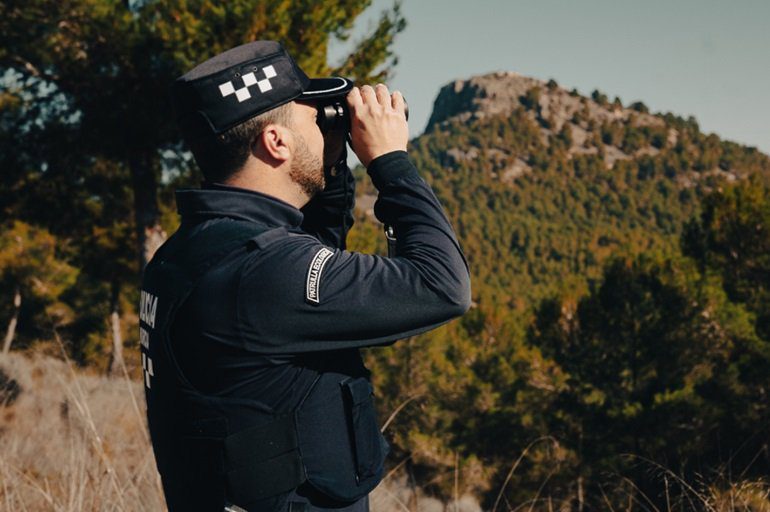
305,248,334,304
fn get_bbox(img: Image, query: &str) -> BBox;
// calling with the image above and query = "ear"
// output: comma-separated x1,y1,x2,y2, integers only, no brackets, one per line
254,124,292,163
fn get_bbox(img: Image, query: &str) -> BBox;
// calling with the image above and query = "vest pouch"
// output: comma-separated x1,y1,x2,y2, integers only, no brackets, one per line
222,414,305,506
180,393,306,507
341,377,384,483
296,372,384,502
173,417,229,511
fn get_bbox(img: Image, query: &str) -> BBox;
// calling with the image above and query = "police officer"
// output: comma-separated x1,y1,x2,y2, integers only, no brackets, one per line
139,41,471,512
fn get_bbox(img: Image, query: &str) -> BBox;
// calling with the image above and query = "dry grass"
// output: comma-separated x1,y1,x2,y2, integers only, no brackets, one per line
370,475,480,512
3,349,764,511
706,481,770,512
0,350,479,511
0,350,164,511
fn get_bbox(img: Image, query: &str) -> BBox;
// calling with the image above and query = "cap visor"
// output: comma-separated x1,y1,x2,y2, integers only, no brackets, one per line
299,77,354,100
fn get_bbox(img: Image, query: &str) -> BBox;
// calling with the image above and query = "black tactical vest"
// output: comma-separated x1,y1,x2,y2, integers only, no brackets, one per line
140,219,387,511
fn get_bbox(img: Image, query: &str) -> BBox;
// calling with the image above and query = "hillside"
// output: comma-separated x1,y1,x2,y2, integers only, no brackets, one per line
401,72,770,308
2,70,768,510
350,72,770,508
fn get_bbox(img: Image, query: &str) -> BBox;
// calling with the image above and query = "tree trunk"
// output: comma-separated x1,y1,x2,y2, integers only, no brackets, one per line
2,287,21,355
407,459,418,512
577,427,585,512
129,150,166,270
108,281,124,375
453,451,459,512
577,474,585,512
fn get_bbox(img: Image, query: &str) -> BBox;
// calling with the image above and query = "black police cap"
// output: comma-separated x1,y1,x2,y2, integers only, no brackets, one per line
172,41,354,136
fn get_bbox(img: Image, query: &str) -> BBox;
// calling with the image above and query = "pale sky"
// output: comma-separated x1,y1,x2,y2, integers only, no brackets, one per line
329,0,769,155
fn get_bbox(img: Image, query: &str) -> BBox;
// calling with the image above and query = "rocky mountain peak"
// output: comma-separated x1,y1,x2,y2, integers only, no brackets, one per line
427,71,663,134
426,72,542,129
423,71,690,174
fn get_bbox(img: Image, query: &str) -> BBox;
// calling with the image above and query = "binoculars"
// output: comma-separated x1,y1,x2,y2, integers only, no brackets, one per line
316,97,409,134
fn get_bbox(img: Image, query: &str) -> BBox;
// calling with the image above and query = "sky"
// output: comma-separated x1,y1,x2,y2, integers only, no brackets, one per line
328,0,769,155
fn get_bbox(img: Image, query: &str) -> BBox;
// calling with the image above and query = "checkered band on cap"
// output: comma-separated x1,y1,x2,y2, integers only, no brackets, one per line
172,40,353,136
172,41,308,135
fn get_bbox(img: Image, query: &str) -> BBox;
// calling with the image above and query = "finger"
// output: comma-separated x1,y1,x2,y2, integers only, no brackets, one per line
360,84,377,105
375,83,390,107
391,90,406,115
346,87,362,111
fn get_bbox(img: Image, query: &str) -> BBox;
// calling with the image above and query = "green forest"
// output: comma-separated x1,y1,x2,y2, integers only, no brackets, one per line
351,97,770,508
2,1,769,510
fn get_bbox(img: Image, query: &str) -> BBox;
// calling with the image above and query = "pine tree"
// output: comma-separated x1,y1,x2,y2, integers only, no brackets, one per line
0,221,78,353
0,0,406,269
1,0,405,367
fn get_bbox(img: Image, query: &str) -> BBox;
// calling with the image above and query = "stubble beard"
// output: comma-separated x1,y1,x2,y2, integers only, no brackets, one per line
289,132,325,198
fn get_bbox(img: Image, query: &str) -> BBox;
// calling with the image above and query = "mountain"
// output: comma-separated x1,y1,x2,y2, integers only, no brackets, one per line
349,73,770,506
389,72,770,309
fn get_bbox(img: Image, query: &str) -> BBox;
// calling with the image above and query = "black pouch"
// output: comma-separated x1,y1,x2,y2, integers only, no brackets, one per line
222,415,304,505
178,414,305,508
174,417,229,511
341,377,384,482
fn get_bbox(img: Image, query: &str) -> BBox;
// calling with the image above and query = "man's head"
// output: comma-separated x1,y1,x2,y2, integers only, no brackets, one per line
172,41,352,201
185,100,324,196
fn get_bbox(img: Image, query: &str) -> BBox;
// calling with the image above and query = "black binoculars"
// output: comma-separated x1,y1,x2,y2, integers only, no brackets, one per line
316,97,409,134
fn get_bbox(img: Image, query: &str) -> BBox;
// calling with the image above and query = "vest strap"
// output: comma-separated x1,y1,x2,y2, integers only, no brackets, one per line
223,414,298,467
226,449,305,505
222,415,304,504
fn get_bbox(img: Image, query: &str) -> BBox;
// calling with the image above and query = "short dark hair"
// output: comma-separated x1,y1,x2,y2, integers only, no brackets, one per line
185,102,294,183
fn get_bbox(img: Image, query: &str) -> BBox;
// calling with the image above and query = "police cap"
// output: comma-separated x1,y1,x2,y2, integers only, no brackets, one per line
172,40,354,136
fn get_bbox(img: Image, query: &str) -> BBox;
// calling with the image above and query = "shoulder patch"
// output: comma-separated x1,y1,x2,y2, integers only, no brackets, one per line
305,247,334,305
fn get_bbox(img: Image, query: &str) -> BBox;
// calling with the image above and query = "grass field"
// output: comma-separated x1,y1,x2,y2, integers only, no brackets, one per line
0,349,481,512
2,349,766,511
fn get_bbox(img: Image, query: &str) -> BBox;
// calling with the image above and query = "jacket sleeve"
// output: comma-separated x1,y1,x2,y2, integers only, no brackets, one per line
237,150,472,354
299,156,355,249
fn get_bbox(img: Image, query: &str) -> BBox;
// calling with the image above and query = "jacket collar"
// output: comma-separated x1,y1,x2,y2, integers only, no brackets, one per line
175,183,304,228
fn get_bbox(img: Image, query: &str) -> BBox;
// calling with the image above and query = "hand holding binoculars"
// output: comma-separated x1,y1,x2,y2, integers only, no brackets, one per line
316,94,408,134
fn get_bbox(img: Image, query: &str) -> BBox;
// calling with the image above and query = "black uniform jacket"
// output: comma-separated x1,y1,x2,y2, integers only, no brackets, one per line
170,149,471,431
